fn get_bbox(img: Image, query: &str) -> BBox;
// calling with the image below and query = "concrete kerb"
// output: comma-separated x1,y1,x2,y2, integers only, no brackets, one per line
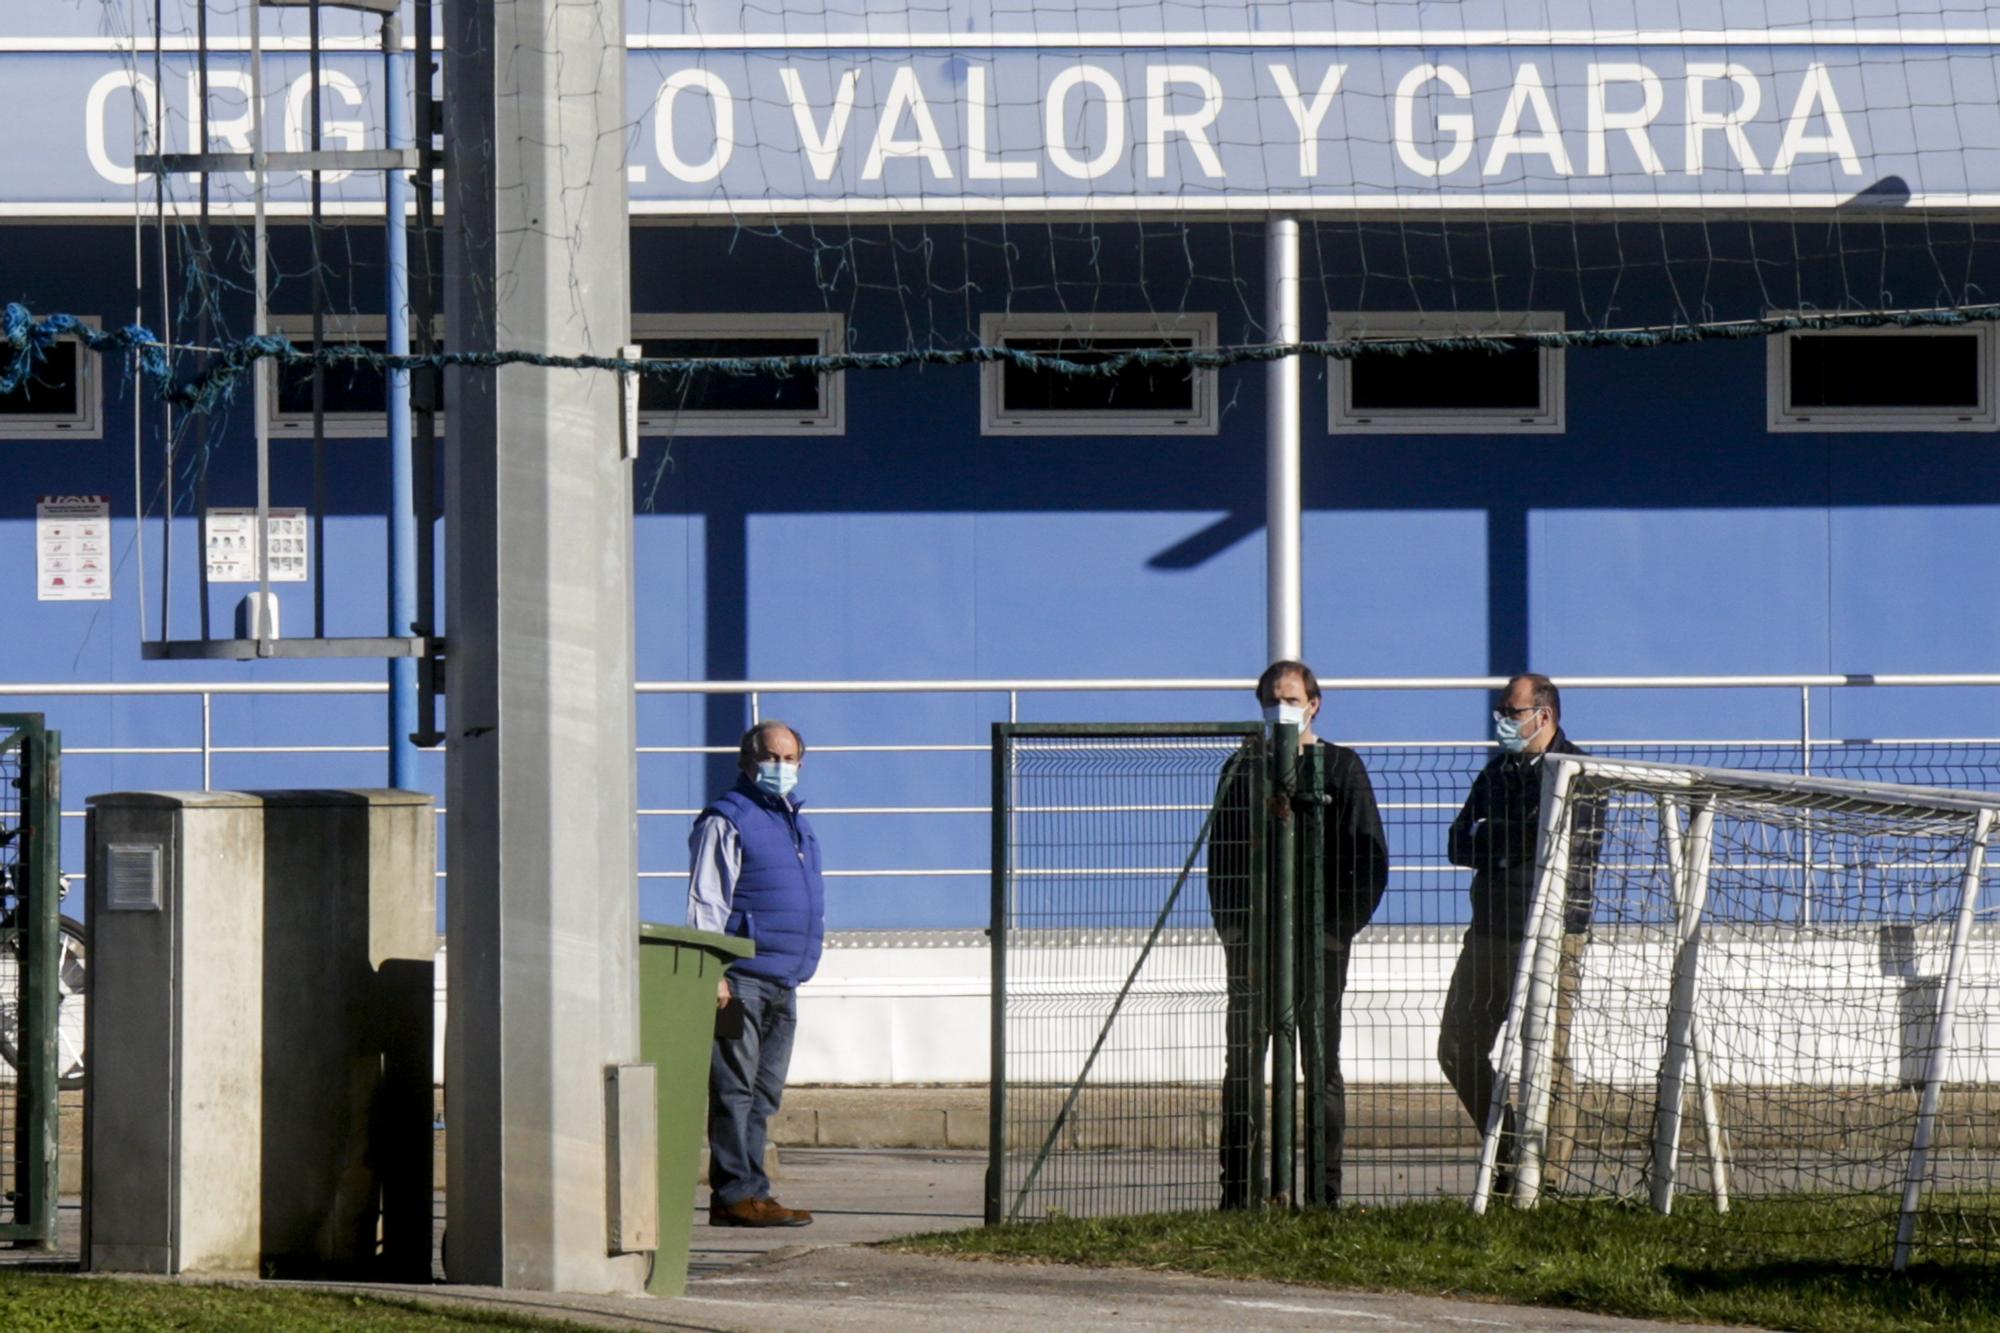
255,1243,1718,1333
30,1148,1725,1331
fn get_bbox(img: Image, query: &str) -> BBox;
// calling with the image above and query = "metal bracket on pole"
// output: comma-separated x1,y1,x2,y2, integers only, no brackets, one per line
141,150,423,175
619,344,642,461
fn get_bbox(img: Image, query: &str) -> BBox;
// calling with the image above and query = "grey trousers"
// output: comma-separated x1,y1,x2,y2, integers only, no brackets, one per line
1437,928,1585,1191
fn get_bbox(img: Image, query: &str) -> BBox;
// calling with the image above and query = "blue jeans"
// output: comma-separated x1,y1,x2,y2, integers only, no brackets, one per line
708,972,798,1207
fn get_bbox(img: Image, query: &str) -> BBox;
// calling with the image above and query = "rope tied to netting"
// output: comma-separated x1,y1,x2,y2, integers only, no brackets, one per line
1,303,172,397
11,300,2000,417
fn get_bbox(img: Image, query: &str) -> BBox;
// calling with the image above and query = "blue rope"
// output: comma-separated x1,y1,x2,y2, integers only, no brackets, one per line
10,300,2000,418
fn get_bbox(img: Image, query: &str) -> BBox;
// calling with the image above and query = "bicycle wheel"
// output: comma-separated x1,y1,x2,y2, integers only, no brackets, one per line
0,917,86,1090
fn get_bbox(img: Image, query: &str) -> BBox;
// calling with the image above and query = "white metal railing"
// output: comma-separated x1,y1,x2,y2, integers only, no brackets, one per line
8,673,1999,889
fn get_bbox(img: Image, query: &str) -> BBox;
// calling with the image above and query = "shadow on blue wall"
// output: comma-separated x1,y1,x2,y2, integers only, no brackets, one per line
9,218,2000,921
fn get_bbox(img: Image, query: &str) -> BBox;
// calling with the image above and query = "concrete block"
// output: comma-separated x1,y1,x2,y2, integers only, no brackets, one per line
84,790,434,1279
817,1105,947,1149
943,1106,989,1149
769,1103,818,1146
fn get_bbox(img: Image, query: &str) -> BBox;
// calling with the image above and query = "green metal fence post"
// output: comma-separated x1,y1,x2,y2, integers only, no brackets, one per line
1269,721,1298,1205
986,723,1010,1226
13,718,57,1246
1247,729,1269,1206
1300,742,1327,1205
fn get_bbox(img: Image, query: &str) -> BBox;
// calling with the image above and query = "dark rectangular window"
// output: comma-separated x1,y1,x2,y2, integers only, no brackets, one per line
638,336,823,415
998,336,1197,415
0,340,83,418
274,337,446,425
1349,343,1543,413
1788,333,1982,410
276,340,391,418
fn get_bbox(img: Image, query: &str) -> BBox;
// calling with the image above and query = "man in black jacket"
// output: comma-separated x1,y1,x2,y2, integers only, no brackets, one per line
1209,660,1389,1208
1438,672,1599,1192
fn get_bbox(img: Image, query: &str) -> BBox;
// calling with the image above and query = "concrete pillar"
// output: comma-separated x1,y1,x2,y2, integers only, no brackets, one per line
83,790,435,1278
442,0,643,1293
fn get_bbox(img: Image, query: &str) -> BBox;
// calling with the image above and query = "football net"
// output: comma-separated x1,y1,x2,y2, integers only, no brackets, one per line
1480,756,2000,1269
14,3,2000,463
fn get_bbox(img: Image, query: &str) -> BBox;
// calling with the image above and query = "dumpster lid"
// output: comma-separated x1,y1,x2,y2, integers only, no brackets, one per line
640,922,755,959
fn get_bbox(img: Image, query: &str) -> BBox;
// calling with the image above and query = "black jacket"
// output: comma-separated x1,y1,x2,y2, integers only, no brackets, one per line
1447,729,1600,938
1208,739,1391,944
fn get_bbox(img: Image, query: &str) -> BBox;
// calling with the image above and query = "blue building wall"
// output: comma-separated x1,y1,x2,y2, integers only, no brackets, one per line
4,219,1998,926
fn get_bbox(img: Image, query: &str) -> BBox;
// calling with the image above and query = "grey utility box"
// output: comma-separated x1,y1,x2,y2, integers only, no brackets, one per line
83,790,436,1278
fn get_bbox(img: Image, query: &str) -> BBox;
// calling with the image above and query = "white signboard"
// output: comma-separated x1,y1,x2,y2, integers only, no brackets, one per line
36,495,111,601
206,507,310,583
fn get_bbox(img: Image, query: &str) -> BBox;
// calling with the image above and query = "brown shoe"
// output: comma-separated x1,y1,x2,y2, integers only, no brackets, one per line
709,1196,813,1228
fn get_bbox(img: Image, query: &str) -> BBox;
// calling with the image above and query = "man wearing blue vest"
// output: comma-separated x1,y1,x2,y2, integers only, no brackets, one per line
688,720,825,1228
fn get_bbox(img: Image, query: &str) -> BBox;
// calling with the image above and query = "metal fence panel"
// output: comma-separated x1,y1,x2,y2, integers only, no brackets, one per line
992,732,2000,1226
989,724,1263,1223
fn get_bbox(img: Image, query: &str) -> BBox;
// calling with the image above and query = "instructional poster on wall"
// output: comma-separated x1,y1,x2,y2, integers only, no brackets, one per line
36,495,111,601
206,507,310,584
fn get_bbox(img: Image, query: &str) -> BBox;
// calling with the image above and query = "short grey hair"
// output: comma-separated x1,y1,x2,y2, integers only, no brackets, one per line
738,720,805,767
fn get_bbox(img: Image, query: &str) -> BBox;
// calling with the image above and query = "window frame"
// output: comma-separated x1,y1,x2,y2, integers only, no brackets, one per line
1766,322,1999,433
978,312,1220,437
266,313,445,439
0,316,103,441
1326,311,1565,436
630,312,846,437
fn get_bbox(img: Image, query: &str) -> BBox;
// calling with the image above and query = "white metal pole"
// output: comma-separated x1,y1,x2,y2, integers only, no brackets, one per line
1894,806,1995,1269
1473,755,1576,1213
1658,796,1730,1213
1649,796,1717,1214
1265,217,1302,663
1690,1016,1731,1213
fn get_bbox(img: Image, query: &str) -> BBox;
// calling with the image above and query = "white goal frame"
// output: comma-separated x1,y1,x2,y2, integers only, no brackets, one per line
1471,755,2000,1271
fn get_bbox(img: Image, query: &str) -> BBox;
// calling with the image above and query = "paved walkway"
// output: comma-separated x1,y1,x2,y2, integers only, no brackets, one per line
29,1152,1741,1332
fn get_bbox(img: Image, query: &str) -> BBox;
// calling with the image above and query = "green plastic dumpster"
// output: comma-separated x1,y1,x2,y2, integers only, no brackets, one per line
640,922,755,1297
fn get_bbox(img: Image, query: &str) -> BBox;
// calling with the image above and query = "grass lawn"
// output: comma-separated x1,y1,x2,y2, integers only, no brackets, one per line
0,1270,586,1331
889,1197,2000,1332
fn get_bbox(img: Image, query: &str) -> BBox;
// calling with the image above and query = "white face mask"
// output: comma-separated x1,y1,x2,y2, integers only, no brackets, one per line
1494,711,1547,754
755,760,800,797
1262,702,1308,727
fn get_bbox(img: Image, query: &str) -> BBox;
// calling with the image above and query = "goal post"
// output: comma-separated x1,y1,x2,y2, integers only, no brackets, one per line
1477,755,2000,1268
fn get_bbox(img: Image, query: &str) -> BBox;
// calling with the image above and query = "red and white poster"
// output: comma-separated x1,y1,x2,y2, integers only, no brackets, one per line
36,495,111,602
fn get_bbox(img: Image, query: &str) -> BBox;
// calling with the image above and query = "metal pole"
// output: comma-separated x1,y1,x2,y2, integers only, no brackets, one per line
1299,742,1328,1204
985,724,1010,1226
20,723,60,1245
1649,797,1717,1214
1657,795,1731,1213
1472,756,1577,1213
249,0,272,656
194,0,212,642
1265,217,1302,662
309,0,328,640
444,0,643,1291
1800,685,1814,925
384,15,418,788
1894,807,1995,1269
1269,721,1299,1203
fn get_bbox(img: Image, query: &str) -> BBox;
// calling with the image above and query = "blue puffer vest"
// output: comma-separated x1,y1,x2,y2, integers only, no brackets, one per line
707,776,826,986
